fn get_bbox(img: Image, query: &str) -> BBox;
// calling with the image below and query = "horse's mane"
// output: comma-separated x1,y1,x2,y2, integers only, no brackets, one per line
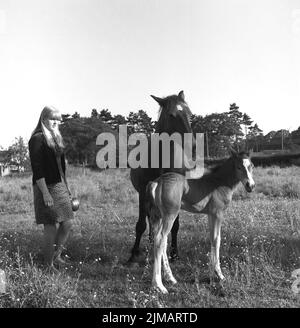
203,162,226,178
204,152,251,177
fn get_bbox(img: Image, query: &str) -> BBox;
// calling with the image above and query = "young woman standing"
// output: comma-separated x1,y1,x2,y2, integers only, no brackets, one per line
29,106,73,270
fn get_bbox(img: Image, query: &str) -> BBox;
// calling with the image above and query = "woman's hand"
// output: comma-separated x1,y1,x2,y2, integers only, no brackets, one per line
43,192,54,207
36,178,54,207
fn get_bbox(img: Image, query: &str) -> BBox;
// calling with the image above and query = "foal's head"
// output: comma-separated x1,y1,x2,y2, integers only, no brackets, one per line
151,90,192,136
231,149,255,192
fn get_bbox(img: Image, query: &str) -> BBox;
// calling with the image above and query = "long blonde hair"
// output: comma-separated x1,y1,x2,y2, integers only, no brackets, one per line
32,106,64,154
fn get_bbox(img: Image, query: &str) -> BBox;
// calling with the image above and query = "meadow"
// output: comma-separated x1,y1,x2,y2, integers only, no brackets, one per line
0,165,300,308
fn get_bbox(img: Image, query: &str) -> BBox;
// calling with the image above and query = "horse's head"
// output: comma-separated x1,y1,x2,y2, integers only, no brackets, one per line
151,91,193,136
231,148,255,192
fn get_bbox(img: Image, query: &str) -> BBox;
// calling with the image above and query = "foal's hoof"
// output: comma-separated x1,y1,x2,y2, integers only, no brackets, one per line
152,285,169,294
217,276,226,284
210,283,226,297
213,269,226,283
169,278,178,285
198,274,225,285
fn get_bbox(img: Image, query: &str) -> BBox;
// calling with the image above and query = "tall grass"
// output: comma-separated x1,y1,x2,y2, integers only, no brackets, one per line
0,249,81,308
233,166,300,200
0,165,300,307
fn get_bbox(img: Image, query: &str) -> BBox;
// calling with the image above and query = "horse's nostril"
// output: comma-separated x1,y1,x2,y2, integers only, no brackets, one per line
245,181,254,192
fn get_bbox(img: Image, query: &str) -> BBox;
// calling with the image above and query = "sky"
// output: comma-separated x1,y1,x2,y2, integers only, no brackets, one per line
0,0,300,148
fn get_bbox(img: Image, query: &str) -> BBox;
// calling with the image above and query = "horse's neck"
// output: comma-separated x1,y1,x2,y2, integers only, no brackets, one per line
149,130,191,175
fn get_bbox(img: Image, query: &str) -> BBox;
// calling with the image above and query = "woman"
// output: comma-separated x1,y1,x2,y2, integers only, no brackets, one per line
29,106,73,270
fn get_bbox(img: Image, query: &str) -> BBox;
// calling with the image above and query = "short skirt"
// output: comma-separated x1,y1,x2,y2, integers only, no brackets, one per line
33,182,74,225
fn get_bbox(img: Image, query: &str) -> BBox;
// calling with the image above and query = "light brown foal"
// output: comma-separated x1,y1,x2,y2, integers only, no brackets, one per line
147,149,255,294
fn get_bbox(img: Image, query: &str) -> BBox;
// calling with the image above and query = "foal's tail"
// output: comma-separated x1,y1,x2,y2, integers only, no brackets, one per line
146,181,157,205
145,181,160,222
145,181,157,214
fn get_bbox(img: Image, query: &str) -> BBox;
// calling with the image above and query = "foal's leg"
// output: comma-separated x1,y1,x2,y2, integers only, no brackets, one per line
152,219,168,294
162,214,178,285
208,213,225,281
170,214,180,261
129,192,147,263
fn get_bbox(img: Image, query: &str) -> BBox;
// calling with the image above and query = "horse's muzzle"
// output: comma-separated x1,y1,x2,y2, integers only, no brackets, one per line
245,181,255,192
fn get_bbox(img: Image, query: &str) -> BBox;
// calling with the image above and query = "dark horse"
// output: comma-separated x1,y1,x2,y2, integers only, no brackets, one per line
147,150,255,293
128,91,195,264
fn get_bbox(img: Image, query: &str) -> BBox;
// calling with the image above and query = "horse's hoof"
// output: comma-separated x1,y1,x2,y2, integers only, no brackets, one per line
126,252,144,265
125,261,139,269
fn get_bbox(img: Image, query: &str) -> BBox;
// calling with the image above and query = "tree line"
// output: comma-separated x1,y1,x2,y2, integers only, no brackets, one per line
1,103,300,169
40,104,300,163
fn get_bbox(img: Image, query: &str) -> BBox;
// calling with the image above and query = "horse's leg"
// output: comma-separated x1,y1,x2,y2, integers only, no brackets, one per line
162,214,178,285
208,213,225,281
128,192,147,263
170,214,180,261
152,219,168,294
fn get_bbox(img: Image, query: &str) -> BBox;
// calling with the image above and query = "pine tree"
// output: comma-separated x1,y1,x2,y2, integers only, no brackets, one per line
227,103,244,150
91,109,98,118
248,123,263,152
111,114,127,130
72,112,80,119
242,113,253,150
127,110,154,136
99,109,113,124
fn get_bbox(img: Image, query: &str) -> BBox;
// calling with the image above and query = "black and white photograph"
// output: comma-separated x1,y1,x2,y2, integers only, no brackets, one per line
0,0,300,313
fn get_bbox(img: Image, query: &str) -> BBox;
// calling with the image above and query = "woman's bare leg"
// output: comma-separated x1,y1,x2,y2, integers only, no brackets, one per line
43,224,57,266
54,220,72,263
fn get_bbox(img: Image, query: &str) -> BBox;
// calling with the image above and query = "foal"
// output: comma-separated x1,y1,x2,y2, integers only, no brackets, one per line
129,91,195,263
147,150,255,294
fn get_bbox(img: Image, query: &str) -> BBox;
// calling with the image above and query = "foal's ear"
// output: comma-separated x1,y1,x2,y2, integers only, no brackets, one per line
248,148,254,158
151,95,164,106
229,146,238,157
178,90,185,102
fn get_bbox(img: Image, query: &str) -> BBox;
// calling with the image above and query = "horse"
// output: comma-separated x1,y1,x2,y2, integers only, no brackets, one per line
128,91,195,264
146,149,255,294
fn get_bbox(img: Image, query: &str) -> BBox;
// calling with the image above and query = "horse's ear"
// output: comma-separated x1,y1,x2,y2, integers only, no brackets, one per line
178,90,185,101
151,95,164,106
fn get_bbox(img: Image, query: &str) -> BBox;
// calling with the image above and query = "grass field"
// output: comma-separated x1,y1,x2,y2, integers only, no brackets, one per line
0,165,300,308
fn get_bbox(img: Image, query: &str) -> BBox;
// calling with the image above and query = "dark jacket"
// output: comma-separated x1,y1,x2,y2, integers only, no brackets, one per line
28,132,66,185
